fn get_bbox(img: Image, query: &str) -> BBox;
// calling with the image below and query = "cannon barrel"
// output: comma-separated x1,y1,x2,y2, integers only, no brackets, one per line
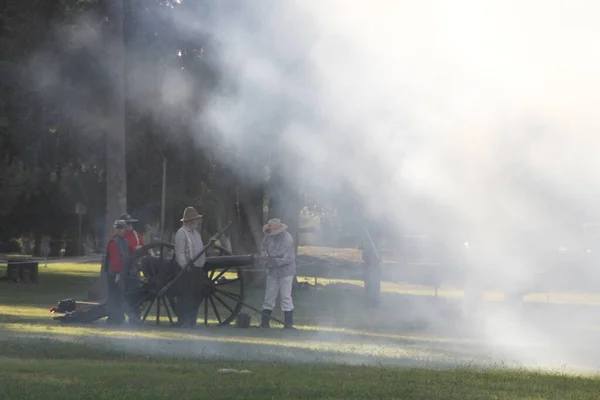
204,254,255,269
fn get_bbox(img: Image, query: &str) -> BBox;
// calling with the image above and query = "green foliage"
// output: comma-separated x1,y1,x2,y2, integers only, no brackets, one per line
0,154,32,218
0,0,296,254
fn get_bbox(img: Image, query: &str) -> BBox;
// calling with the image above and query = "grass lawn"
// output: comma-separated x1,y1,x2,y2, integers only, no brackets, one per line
3,254,600,398
1,339,600,400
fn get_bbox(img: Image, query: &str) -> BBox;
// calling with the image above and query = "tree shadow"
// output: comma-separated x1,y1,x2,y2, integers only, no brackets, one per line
0,321,496,369
3,316,600,371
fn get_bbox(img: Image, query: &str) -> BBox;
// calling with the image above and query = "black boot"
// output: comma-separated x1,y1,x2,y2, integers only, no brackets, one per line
260,309,272,328
284,310,294,329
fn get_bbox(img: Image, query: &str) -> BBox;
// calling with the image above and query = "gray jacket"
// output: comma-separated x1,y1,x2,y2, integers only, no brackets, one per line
261,231,296,278
174,226,206,268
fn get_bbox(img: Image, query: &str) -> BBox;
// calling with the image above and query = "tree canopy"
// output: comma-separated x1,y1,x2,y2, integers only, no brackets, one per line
0,0,374,257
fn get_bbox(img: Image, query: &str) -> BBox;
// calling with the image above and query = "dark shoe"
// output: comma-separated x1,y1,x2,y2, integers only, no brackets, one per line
260,309,272,328
284,311,294,329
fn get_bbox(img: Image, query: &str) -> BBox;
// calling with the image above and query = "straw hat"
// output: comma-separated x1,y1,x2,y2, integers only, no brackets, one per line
180,207,203,222
262,218,287,236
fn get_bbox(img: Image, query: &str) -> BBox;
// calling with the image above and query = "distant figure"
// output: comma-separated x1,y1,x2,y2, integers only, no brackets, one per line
260,218,296,329
121,213,144,254
362,230,382,307
120,213,145,319
102,220,130,325
174,206,206,328
21,237,32,255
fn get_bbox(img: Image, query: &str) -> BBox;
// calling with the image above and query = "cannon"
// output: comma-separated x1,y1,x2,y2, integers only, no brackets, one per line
124,241,254,326
53,222,283,327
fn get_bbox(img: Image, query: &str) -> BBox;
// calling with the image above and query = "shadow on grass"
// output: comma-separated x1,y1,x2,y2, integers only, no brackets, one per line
2,319,600,373
0,324,493,369
4,335,600,400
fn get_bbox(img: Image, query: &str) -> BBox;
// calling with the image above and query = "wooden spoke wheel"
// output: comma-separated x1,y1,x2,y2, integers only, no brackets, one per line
124,242,248,327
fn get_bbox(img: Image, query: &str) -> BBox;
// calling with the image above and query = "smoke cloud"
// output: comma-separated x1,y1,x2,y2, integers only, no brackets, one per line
184,0,600,369
190,0,600,239
21,0,600,371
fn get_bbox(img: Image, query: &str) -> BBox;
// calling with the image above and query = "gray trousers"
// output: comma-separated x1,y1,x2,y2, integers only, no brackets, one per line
262,275,295,312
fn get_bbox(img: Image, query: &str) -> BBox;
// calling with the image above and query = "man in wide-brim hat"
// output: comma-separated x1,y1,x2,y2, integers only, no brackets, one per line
120,213,145,255
173,206,206,327
102,219,130,325
259,218,296,329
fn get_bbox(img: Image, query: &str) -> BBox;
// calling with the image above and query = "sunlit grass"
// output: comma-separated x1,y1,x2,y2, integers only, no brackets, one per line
3,259,600,306
298,246,362,261
0,261,98,273
4,256,600,398
298,275,569,303
3,258,600,344
0,304,51,319
5,260,600,336
0,315,480,344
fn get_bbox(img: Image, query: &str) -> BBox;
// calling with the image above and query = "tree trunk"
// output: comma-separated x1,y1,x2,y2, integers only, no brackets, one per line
223,183,244,254
268,154,302,244
238,184,265,252
104,0,127,244
63,226,78,256
48,239,62,257
212,170,265,286
33,232,42,257
268,151,303,286
224,183,264,287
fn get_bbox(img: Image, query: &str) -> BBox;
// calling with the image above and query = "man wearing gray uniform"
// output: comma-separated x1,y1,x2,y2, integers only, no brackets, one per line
174,206,206,327
259,218,296,329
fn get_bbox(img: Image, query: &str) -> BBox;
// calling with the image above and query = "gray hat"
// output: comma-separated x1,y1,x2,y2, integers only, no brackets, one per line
119,213,138,223
113,220,127,229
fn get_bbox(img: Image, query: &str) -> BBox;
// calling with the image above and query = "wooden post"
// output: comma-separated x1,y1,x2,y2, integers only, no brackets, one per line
75,202,87,256
160,156,167,240
78,213,83,256
105,0,127,245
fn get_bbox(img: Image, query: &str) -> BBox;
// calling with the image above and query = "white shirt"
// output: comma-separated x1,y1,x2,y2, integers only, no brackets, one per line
174,226,206,268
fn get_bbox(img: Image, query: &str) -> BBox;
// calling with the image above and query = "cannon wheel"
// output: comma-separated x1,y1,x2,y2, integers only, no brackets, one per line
123,242,245,327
